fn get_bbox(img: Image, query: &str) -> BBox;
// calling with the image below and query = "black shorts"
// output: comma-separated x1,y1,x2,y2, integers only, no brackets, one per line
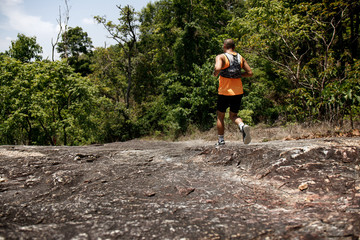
217,94,243,113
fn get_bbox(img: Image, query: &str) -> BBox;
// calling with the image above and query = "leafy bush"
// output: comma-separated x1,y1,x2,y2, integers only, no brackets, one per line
0,56,98,145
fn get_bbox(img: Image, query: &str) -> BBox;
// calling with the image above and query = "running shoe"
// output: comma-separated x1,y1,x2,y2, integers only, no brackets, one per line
241,125,251,144
215,140,225,146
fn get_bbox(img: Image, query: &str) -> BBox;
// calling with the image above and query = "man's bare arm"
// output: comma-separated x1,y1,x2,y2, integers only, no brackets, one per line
241,59,253,78
213,55,224,77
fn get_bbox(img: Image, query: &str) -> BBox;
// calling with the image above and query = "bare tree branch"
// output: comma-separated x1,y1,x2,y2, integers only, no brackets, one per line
51,0,70,61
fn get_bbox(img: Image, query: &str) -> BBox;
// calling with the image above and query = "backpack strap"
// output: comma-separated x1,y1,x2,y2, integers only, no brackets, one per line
223,53,230,67
238,54,243,68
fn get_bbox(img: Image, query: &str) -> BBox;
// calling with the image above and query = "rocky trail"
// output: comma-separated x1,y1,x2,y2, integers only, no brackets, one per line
0,138,359,239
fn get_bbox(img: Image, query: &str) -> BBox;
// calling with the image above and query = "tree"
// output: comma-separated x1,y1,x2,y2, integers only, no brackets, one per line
95,5,138,108
6,33,42,62
349,1,360,59
227,0,359,124
0,55,99,145
90,46,127,104
57,26,94,75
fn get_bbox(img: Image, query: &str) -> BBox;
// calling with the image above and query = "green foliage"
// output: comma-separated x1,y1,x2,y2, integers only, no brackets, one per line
322,60,360,123
94,100,139,142
135,95,169,135
57,27,93,58
180,62,218,130
0,56,98,145
57,26,94,75
228,0,359,125
286,60,360,124
95,5,139,45
2,0,359,145
238,109,254,126
5,34,42,62
90,46,127,103
95,5,139,109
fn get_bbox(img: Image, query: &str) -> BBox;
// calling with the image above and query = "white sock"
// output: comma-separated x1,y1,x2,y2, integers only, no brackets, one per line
218,135,224,142
238,122,244,130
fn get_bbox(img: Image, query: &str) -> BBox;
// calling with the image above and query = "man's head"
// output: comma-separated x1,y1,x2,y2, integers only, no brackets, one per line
223,38,235,51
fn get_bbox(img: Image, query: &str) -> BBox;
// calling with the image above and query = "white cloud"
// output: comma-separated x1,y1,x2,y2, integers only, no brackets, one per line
82,17,96,25
10,13,56,37
0,0,57,36
0,0,60,58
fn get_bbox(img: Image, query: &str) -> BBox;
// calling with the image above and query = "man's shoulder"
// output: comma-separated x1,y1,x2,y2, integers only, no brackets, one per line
216,53,226,60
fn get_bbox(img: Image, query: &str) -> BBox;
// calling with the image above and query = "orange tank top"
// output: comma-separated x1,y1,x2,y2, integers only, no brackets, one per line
218,52,243,96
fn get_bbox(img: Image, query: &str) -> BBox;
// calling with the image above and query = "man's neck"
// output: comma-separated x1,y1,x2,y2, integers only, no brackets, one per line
225,49,236,54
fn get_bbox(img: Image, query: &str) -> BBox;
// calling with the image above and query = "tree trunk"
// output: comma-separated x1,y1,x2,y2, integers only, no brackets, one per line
126,49,132,109
350,3,360,59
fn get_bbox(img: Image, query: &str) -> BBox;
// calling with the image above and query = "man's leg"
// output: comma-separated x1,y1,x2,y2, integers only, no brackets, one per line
229,111,251,144
229,111,243,125
216,111,226,145
216,95,228,145
229,95,244,126
217,111,226,135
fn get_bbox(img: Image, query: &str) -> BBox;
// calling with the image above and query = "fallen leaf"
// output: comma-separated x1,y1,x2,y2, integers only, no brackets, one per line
176,186,195,196
144,191,156,197
298,183,308,191
352,129,360,136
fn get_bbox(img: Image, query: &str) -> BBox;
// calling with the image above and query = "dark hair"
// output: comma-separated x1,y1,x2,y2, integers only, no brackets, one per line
224,39,235,50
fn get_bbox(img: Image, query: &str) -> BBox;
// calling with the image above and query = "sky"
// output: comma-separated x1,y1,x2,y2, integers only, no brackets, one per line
0,0,151,60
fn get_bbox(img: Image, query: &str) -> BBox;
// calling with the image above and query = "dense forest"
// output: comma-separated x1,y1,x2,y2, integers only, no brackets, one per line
0,0,359,145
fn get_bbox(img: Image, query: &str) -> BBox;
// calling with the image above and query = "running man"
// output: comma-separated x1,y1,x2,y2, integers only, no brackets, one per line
213,38,253,145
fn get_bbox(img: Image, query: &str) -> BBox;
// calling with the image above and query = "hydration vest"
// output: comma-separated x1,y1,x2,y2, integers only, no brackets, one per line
219,53,242,79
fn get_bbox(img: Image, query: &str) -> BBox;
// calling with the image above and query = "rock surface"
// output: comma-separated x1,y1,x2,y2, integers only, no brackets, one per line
0,138,359,239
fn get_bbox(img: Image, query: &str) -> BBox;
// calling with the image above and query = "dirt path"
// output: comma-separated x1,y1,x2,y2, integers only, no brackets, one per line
1,138,359,239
